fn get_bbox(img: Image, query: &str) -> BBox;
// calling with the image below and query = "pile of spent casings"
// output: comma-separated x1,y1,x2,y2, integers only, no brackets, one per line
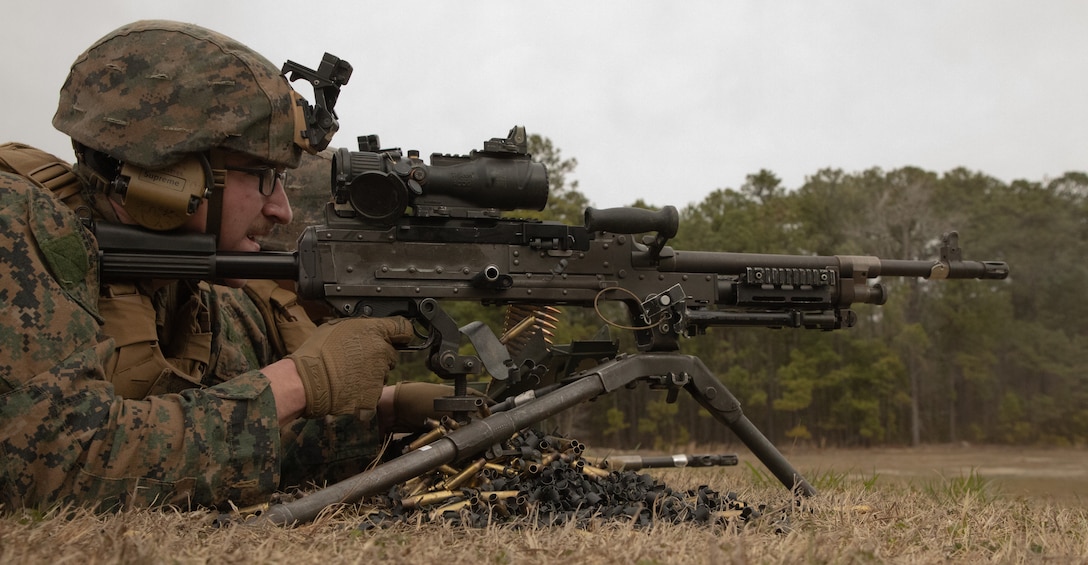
355,427,768,530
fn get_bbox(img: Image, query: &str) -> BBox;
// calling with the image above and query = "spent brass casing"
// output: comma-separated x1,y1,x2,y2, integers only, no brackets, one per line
443,458,487,490
406,481,432,498
234,502,270,518
402,475,433,497
544,436,576,451
407,426,447,452
484,463,518,478
492,500,511,518
482,490,522,502
402,489,460,509
430,499,472,520
581,464,611,479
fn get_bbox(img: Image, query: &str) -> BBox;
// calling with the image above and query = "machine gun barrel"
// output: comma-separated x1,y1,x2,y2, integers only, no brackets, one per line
584,206,1007,281
659,249,1008,280
878,258,1008,279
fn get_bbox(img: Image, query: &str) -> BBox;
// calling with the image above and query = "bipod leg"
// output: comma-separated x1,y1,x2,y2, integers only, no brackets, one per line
250,352,812,526
678,355,817,496
588,353,815,496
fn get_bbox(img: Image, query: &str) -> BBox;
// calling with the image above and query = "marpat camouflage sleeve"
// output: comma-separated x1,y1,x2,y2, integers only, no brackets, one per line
0,173,283,510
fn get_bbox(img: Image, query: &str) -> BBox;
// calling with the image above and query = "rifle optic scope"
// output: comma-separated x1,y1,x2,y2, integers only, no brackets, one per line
331,126,549,224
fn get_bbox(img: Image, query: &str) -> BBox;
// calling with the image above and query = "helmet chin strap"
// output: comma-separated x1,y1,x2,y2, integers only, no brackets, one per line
206,153,228,244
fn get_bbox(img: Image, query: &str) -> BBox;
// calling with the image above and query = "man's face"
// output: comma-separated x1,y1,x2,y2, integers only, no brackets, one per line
184,152,294,286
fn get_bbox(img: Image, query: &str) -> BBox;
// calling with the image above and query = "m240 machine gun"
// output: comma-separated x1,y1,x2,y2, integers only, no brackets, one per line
94,127,1009,525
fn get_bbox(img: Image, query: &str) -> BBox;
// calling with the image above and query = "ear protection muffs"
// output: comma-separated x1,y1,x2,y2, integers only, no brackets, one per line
109,154,214,231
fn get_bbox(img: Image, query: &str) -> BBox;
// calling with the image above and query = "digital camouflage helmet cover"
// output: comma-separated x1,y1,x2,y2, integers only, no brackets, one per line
53,19,312,170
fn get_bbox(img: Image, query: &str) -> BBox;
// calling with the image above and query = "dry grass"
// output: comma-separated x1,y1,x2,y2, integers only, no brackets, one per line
4,446,1088,564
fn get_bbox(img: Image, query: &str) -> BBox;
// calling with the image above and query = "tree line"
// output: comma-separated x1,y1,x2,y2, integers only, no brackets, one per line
595,165,1087,449
279,137,1088,449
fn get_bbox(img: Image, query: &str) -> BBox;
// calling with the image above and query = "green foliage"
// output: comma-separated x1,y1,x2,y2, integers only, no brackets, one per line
774,347,841,412
742,460,776,489
785,424,812,440
808,468,849,491
602,407,629,438
997,392,1033,444
667,163,1088,448
744,462,880,492
921,469,998,506
636,397,690,450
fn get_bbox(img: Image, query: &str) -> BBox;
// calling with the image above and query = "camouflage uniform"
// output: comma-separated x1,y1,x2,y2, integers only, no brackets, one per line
0,21,383,512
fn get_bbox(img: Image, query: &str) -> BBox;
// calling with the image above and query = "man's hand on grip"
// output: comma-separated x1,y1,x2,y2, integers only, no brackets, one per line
288,316,413,418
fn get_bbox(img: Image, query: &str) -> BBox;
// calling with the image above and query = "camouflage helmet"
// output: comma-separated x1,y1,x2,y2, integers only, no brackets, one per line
53,20,306,170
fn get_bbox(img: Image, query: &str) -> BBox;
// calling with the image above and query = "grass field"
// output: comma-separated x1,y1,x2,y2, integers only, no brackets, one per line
2,445,1087,564
781,443,1088,507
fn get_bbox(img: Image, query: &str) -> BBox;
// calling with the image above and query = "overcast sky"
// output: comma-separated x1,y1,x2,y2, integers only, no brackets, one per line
5,1,1086,209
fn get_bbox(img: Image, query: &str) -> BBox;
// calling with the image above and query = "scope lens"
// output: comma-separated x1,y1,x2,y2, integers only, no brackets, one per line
348,171,409,224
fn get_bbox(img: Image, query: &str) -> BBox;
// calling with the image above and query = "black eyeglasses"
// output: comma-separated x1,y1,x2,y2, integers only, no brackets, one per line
223,165,287,196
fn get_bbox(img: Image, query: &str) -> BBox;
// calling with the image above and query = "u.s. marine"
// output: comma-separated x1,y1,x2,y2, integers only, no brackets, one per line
0,19,455,511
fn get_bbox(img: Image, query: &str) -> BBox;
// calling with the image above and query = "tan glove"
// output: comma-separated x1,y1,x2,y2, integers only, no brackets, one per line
384,381,489,433
288,316,414,418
